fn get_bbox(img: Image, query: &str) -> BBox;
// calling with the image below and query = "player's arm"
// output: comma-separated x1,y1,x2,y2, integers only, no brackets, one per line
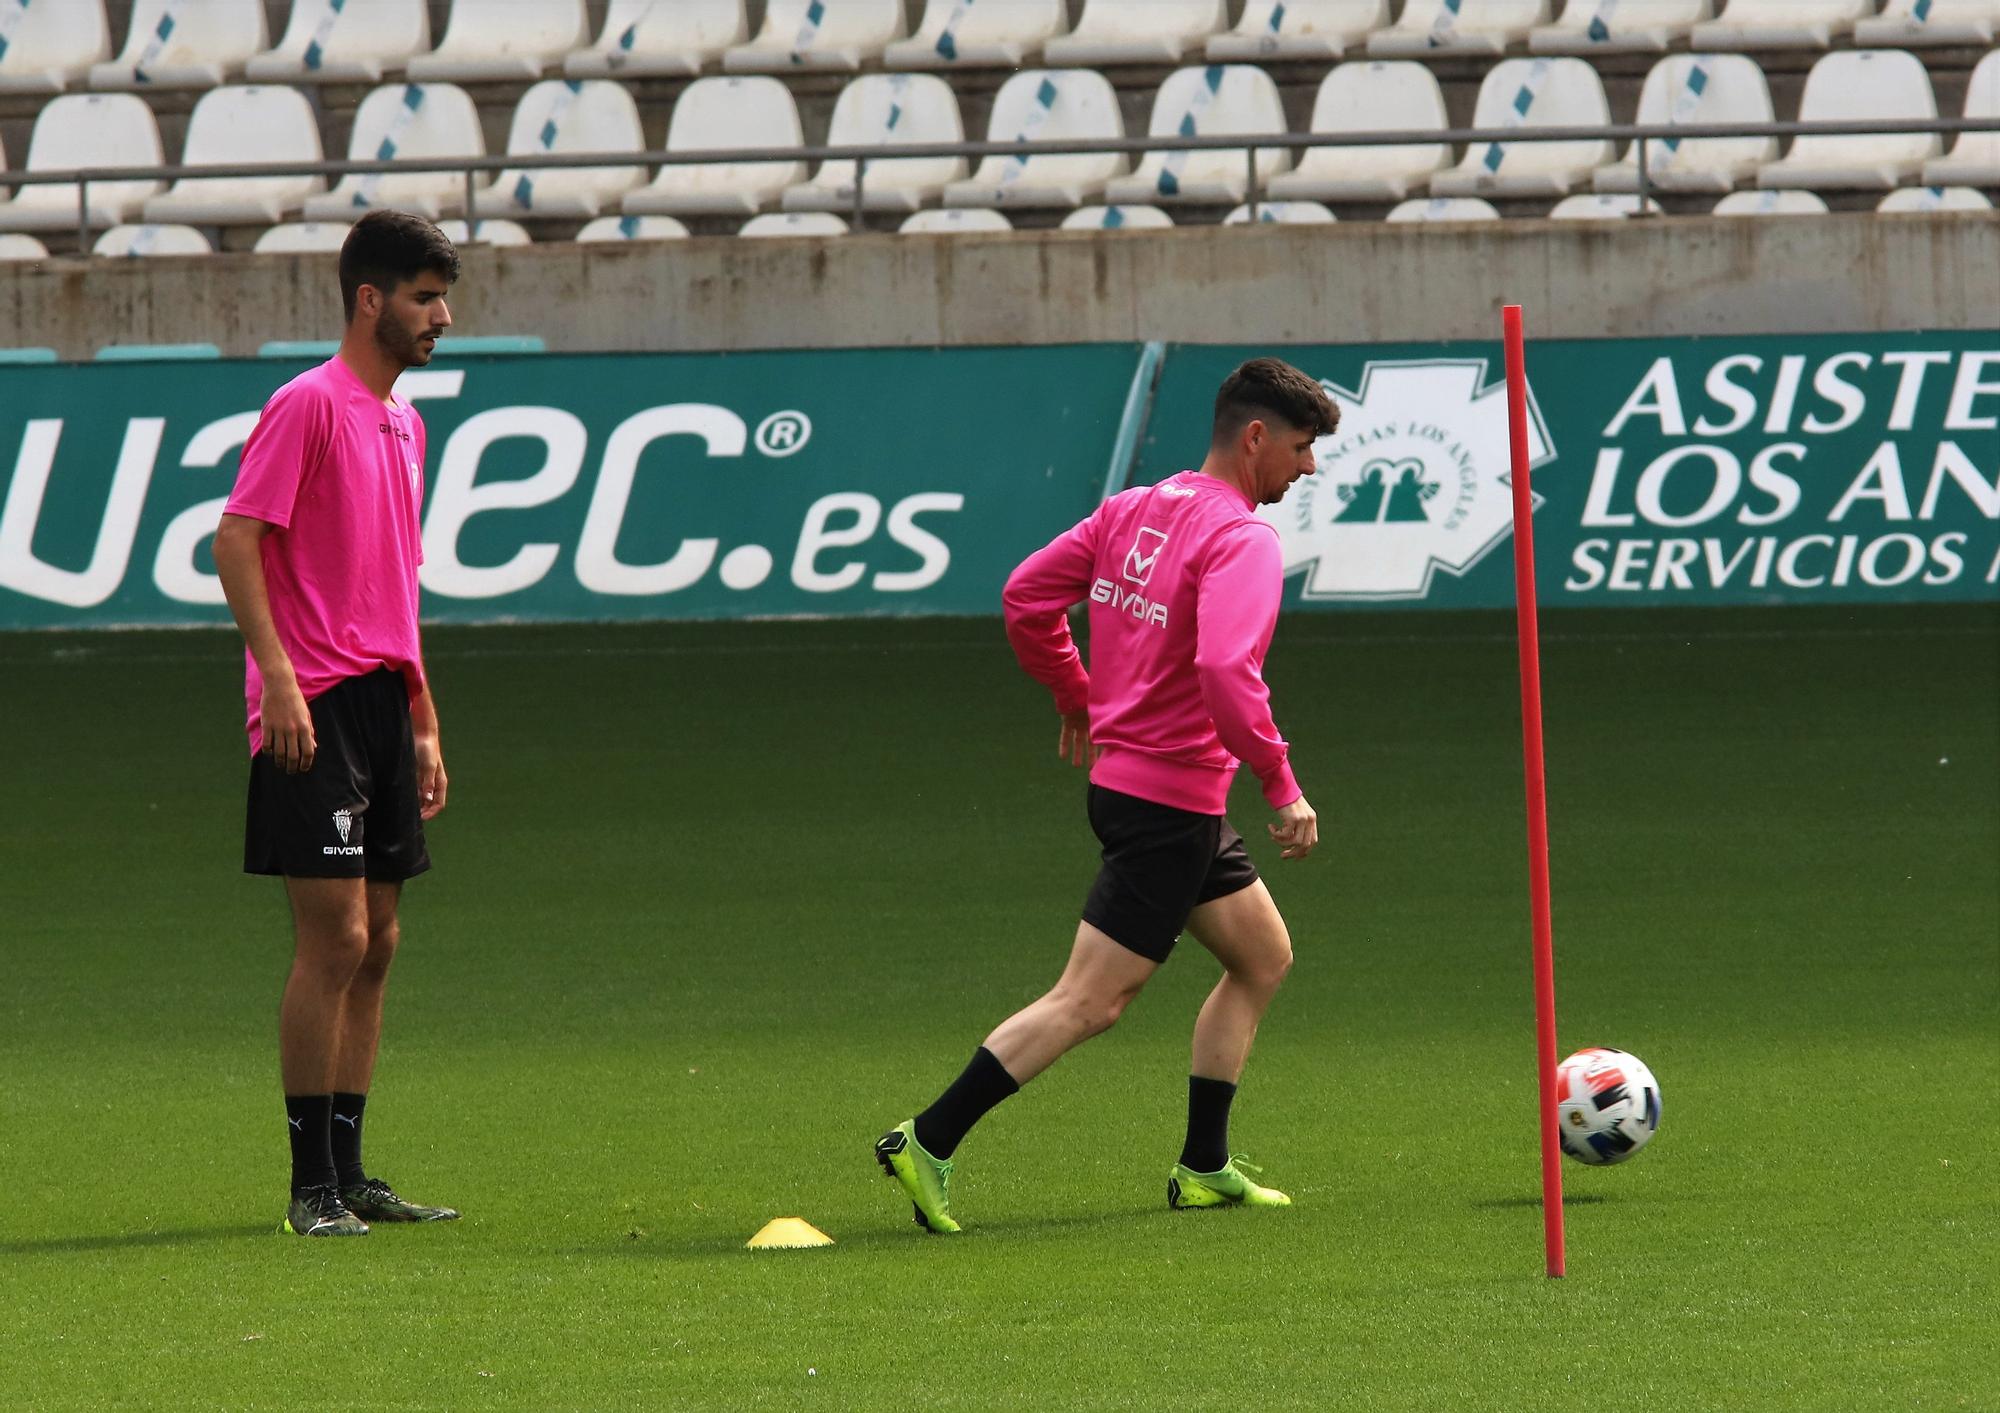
213,513,315,774
1194,526,1317,859
410,679,447,820
1002,510,1103,767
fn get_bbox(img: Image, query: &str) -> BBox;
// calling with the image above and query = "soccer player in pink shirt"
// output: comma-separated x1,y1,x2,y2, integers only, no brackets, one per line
877,358,1337,1233
213,211,460,1238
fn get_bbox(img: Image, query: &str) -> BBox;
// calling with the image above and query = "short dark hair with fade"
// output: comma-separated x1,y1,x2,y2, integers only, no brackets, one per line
338,210,460,321
1211,357,1340,447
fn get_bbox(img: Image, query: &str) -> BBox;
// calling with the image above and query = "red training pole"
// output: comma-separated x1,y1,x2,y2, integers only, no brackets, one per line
1502,304,1566,1280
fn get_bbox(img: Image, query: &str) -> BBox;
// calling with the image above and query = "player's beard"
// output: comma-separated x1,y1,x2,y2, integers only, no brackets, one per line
374,315,434,370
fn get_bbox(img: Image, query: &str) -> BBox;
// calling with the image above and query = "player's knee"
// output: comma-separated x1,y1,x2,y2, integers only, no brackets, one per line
303,922,370,985
1234,937,1293,996
355,919,399,984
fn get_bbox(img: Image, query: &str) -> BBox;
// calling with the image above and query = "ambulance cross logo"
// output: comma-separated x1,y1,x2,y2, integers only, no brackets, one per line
1262,360,1555,601
333,809,353,845
1122,527,1168,588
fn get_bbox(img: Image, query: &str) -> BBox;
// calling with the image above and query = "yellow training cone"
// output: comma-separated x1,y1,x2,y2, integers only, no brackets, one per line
747,1218,834,1250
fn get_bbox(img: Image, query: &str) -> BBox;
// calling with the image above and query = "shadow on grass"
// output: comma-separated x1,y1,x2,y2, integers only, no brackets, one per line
0,1224,268,1256
1468,1194,1610,1210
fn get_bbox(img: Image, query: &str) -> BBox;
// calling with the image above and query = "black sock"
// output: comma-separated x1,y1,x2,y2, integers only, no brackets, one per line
1179,1075,1237,1173
914,1047,1020,1159
285,1094,337,1196
331,1091,368,1189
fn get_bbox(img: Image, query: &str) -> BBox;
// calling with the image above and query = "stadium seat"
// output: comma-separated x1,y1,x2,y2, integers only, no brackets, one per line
622,77,806,217
1548,192,1664,216
0,93,164,232
1103,65,1292,205
142,86,325,225
782,74,967,214
92,223,213,256
95,342,221,359
1208,0,1388,60
1857,0,2000,46
407,0,587,82
899,207,1014,231
481,80,647,220
436,218,532,245
943,69,1128,210
576,214,691,241
1432,58,1614,197
304,83,487,222
1224,200,1338,222
1044,0,1226,65
1385,196,1501,220
1690,0,1869,49
739,211,849,236
566,0,746,78
430,334,546,354
1594,54,1776,194
1266,61,1451,202
1531,0,1711,53
887,0,1068,67
1060,204,1175,228
724,0,908,72
0,233,48,259
253,221,351,252
0,0,109,91
0,344,58,360
1922,49,2000,187
259,339,340,356
1877,184,1993,210
1758,51,1941,190
1370,0,1552,57
247,0,430,83
1712,188,1829,213
90,0,266,88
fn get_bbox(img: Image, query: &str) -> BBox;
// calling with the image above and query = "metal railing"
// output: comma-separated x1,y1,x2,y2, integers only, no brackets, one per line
9,115,1997,250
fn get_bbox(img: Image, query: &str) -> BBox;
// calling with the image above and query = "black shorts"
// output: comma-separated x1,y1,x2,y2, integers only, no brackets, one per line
1080,784,1259,964
245,668,430,882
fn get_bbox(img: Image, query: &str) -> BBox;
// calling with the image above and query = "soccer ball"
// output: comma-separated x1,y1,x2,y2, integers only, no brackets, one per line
1555,1047,1661,1166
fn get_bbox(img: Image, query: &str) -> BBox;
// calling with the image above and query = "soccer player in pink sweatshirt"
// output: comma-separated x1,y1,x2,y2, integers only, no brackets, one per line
214,212,460,1238
877,358,1336,1233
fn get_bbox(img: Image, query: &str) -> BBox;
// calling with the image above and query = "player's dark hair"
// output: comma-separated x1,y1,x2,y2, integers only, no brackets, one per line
339,210,460,322
1211,358,1339,446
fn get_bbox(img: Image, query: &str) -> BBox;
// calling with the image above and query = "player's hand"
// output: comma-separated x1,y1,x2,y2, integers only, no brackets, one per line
262,677,315,774
415,733,448,820
1268,796,1318,860
1057,709,1099,768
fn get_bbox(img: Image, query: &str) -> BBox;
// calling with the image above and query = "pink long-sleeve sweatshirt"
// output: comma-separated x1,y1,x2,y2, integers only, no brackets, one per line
1002,469,1301,817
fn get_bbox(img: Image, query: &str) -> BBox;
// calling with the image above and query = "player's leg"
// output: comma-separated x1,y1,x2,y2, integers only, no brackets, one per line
279,875,372,1235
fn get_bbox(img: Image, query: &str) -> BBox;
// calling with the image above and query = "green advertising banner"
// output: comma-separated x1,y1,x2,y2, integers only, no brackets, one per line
1136,334,2000,607
0,346,1142,629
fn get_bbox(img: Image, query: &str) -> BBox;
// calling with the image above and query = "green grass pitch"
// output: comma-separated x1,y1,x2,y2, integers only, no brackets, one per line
1,606,1994,1411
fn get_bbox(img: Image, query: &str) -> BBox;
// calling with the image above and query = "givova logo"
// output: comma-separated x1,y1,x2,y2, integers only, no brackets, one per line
1263,360,1554,601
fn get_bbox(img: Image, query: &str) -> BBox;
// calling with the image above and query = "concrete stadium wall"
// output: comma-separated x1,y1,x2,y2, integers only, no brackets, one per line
3,216,1994,361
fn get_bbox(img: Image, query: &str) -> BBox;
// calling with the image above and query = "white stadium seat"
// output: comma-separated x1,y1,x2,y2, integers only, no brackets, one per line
1595,55,1776,194
436,218,532,245
1857,0,2000,46
0,232,49,259
1044,0,1225,66
1548,192,1664,217
1690,0,1870,49
1923,49,2000,187
783,73,966,214
254,221,351,253
576,214,691,241
1224,200,1338,222
1267,61,1451,202
739,211,849,236
142,86,324,225
887,0,1067,67
1208,0,1388,61
305,83,488,222
90,0,266,89
567,0,746,78
1370,0,1552,57
1104,65,1292,205
93,223,213,256
1877,185,1993,210
899,207,1013,231
1712,188,1829,213
407,0,587,82
0,0,109,92
623,77,806,217
247,0,430,83
0,93,163,232
481,80,647,219
1060,204,1174,228
1758,51,1941,190
724,0,907,73
1432,58,1614,197
1385,196,1501,220
1531,0,1711,53
943,69,1128,209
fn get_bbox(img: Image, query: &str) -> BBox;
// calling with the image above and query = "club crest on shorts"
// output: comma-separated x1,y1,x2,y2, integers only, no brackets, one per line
1260,360,1555,601
332,809,353,845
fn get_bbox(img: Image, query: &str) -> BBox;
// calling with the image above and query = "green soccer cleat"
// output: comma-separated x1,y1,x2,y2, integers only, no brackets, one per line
1167,1156,1292,1211
282,1184,370,1237
874,1120,962,1234
342,1177,460,1223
